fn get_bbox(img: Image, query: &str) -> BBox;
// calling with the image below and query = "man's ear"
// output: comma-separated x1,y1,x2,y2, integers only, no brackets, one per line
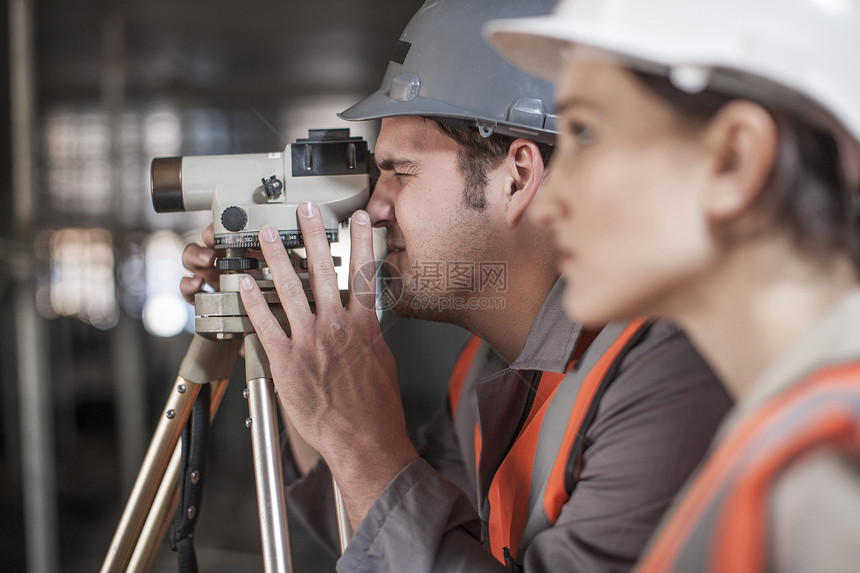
504,139,546,227
702,100,778,222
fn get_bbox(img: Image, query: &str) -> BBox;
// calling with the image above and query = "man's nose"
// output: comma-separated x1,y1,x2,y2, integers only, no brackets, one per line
366,177,395,227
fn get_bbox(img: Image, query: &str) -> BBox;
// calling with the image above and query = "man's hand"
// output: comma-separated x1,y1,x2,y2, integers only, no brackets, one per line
238,202,419,528
180,225,218,304
180,223,322,475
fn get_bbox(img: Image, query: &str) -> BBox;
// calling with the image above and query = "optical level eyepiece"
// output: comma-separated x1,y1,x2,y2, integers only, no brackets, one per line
150,156,184,213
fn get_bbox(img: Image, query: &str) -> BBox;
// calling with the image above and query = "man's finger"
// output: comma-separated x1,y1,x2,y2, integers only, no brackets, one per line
238,274,291,354
201,224,215,249
258,225,314,332
298,202,342,316
348,210,379,315
183,243,216,273
180,276,205,304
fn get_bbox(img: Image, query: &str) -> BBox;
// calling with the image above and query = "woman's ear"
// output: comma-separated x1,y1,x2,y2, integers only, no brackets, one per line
702,100,778,222
504,139,546,227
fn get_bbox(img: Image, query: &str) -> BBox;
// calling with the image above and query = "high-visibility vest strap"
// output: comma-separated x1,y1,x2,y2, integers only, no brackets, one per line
489,319,652,565
540,318,651,525
637,361,860,573
486,365,570,564
449,335,484,417
447,335,488,489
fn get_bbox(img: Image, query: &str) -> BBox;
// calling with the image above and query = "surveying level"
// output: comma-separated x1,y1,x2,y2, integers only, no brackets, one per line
101,129,371,572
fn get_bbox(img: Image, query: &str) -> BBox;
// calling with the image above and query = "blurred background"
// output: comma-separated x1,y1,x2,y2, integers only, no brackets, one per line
0,1,471,571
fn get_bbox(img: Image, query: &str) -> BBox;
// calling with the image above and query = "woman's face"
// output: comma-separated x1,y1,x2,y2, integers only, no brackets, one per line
532,56,719,325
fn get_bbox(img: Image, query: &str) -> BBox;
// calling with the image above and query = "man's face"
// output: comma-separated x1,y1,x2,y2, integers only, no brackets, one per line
366,116,494,322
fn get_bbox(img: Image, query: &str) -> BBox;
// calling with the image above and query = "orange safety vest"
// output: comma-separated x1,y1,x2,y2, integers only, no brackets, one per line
637,360,860,573
448,318,652,569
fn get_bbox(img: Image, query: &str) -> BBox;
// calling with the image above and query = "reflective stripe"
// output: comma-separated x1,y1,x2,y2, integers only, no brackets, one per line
638,361,860,573
542,318,651,524
449,336,484,416
487,367,571,563
518,321,642,556
448,336,489,484
717,408,859,573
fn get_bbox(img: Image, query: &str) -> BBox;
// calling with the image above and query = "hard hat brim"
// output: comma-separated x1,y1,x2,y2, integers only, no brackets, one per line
484,16,675,82
339,89,476,123
485,13,860,189
483,17,575,81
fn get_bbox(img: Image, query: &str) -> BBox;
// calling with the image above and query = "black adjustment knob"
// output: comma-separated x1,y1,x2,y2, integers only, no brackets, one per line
261,176,283,199
215,257,259,272
221,206,248,232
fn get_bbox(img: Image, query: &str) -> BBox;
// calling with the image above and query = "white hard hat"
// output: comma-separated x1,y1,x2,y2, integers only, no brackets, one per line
483,0,860,176
339,0,558,144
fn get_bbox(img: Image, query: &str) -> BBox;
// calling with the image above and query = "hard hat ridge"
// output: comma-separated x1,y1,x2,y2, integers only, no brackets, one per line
339,0,559,145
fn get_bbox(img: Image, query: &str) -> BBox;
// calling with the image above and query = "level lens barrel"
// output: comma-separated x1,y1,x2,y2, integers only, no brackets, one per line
150,157,184,213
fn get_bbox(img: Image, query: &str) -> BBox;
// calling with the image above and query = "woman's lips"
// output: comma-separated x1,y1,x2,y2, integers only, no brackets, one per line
556,247,575,273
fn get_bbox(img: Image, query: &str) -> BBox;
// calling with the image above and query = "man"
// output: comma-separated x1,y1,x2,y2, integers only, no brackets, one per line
182,1,731,570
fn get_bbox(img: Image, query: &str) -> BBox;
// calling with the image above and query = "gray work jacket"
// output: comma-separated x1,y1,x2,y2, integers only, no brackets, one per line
285,280,731,572
638,289,860,573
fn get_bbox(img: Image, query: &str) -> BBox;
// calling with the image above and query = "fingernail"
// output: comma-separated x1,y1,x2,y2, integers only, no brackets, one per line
353,210,369,225
260,225,278,243
199,251,213,264
300,202,316,218
239,276,255,291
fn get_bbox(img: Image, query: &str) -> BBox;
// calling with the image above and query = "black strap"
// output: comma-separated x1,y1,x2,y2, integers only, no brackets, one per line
170,384,211,573
504,546,524,573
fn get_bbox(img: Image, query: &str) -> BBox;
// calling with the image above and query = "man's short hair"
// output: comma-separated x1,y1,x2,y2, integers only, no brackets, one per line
428,117,554,210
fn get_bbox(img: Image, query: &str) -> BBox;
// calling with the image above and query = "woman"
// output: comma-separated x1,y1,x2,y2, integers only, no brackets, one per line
485,0,860,571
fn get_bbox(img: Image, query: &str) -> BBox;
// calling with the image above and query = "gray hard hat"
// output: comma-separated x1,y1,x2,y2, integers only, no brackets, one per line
339,0,558,145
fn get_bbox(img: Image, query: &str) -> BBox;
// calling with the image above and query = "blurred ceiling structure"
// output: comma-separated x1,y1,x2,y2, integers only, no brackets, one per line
35,0,421,108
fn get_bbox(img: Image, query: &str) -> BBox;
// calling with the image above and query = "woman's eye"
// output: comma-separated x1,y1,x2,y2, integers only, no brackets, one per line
570,123,593,147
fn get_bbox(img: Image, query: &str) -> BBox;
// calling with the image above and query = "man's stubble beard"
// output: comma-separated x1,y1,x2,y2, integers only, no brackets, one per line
385,218,491,326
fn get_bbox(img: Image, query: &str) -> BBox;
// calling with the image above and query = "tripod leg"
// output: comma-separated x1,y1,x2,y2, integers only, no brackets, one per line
244,333,293,573
101,335,241,573
101,374,199,572
126,378,229,572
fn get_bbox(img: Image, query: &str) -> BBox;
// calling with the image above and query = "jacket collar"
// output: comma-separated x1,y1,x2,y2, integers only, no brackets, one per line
508,278,582,374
